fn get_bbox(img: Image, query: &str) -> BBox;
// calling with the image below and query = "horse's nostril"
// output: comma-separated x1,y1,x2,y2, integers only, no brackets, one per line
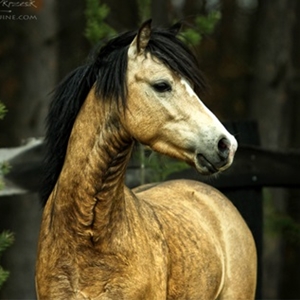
218,137,230,160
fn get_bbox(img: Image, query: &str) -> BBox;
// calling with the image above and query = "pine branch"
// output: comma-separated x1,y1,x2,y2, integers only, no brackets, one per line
0,231,14,290
0,231,14,256
0,102,7,120
0,267,9,290
84,0,116,45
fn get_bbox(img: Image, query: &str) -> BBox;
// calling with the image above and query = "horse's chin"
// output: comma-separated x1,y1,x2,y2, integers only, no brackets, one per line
193,154,222,176
194,164,220,176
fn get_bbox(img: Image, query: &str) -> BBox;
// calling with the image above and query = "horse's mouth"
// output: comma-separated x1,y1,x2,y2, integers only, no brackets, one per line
195,154,219,175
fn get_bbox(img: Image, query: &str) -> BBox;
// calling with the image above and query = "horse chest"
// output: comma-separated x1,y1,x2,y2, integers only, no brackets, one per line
38,214,169,299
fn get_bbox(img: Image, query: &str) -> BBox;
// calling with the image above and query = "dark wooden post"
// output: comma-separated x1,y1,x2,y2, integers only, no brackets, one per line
223,121,262,300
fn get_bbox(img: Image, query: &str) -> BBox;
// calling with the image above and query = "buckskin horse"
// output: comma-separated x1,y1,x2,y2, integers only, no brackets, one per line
36,20,257,299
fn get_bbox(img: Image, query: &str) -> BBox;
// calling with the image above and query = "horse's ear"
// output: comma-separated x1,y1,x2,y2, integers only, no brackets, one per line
169,22,182,36
128,19,152,58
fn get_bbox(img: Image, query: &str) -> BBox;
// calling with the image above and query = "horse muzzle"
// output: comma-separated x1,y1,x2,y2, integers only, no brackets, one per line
194,136,238,175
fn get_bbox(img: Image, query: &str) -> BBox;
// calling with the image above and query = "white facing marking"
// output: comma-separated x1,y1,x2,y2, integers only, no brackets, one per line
180,77,196,98
180,77,238,151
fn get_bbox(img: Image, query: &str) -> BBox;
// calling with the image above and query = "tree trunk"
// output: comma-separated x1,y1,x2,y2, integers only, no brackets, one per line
104,0,139,30
151,0,169,26
56,0,89,79
248,0,297,298
280,1,300,298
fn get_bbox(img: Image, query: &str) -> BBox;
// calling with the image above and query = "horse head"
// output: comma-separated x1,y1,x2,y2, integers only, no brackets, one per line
124,20,237,175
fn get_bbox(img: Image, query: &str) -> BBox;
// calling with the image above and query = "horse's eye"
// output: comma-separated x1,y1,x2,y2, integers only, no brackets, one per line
152,81,172,93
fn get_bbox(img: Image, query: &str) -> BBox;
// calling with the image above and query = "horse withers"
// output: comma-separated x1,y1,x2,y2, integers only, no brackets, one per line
36,20,257,299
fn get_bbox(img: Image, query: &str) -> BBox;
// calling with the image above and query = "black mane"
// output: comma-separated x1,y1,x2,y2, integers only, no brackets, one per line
41,25,206,206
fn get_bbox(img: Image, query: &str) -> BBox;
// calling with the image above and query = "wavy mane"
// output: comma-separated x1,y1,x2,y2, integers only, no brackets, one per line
40,25,206,206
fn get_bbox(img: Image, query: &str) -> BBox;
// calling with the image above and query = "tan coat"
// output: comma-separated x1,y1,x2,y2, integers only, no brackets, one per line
36,20,256,299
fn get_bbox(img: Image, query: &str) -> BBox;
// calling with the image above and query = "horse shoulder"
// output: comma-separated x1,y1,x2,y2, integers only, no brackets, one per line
135,179,257,299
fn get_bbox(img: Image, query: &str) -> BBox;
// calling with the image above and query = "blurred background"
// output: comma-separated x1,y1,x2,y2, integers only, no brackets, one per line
0,0,300,299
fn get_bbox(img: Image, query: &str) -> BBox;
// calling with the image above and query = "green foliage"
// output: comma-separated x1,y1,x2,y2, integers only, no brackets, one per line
0,232,14,290
146,152,189,181
195,11,221,35
180,11,221,45
0,161,10,190
0,102,7,120
145,151,189,182
264,192,300,246
0,162,10,176
84,0,116,45
0,232,14,254
180,28,202,46
270,214,300,245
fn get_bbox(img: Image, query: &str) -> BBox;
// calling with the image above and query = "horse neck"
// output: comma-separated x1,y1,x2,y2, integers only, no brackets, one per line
49,88,133,243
